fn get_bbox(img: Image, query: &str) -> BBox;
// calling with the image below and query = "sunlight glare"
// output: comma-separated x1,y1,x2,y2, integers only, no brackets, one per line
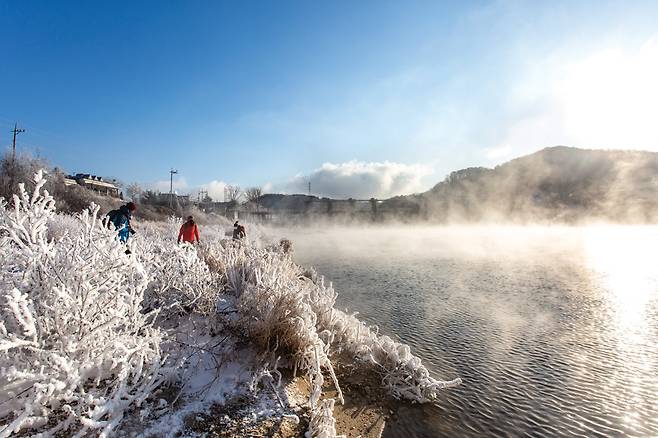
583,226,658,331
556,39,658,150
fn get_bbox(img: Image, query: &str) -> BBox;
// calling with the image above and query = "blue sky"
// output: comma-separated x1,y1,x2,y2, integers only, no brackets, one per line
1,1,657,199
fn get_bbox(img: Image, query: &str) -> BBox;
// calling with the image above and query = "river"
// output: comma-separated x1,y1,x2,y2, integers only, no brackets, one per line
282,225,658,437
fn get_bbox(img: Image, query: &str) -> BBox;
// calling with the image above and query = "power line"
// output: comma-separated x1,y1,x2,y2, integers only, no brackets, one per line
169,168,178,207
11,122,25,163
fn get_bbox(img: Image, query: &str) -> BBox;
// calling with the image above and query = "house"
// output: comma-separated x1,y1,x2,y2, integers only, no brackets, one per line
68,173,120,197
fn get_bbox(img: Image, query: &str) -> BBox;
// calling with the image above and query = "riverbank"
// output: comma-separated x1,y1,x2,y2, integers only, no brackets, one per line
122,342,395,437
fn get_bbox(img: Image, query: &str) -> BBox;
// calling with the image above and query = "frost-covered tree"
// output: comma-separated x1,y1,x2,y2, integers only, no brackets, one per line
126,182,144,202
245,186,262,203
245,186,263,211
225,185,242,202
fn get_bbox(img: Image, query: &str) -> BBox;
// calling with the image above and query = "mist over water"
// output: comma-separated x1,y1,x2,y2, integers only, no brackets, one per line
274,225,658,437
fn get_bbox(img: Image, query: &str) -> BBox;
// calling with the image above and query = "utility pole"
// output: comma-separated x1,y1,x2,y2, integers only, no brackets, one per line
169,168,178,207
308,181,311,195
11,123,26,163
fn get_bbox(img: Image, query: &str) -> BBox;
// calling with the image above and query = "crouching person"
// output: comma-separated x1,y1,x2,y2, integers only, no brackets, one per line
106,202,137,253
178,215,200,244
233,221,246,240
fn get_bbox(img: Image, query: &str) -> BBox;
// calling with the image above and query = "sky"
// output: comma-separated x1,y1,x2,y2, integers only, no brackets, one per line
1,0,657,200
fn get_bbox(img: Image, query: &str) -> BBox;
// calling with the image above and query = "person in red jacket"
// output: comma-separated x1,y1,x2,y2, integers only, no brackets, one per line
178,216,200,244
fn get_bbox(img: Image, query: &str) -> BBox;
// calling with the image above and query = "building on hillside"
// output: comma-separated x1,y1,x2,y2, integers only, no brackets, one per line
68,173,120,197
63,176,78,187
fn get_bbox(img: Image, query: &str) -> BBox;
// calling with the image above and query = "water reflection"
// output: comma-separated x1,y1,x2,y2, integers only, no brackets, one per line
584,226,657,330
584,226,658,435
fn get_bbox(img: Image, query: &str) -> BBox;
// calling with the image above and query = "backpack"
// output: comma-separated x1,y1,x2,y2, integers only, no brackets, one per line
105,209,120,229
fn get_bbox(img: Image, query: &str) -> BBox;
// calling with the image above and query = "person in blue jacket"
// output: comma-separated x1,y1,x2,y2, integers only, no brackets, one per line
107,202,137,243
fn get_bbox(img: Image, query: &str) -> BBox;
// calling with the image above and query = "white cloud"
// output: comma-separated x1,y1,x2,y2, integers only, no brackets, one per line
199,180,229,202
283,160,432,199
148,177,189,194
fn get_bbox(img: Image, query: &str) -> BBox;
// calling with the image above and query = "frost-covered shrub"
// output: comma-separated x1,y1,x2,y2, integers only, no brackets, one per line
322,310,462,402
46,212,81,241
133,219,229,317
140,238,220,315
303,275,463,402
218,243,342,435
216,240,460,437
0,172,168,437
217,241,460,403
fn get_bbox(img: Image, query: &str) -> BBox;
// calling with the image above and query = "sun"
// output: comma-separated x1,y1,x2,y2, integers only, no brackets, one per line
556,38,658,150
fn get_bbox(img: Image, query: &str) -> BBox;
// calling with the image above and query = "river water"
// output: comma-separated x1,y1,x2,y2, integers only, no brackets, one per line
283,226,658,437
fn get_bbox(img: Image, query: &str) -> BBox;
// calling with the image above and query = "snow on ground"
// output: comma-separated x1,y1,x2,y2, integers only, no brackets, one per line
135,325,257,437
122,316,307,438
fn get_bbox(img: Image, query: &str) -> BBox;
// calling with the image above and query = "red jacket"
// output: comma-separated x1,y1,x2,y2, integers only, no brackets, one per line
178,221,200,243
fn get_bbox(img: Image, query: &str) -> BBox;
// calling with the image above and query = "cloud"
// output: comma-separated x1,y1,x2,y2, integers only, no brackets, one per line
198,180,229,202
148,177,189,194
283,161,432,199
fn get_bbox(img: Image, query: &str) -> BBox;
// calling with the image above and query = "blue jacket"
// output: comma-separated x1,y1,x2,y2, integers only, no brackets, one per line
112,205,132,243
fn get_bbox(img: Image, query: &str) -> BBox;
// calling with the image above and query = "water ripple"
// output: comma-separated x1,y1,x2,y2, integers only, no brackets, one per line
291,227,658,437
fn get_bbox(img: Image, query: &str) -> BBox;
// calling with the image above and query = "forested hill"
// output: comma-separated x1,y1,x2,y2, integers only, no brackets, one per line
406,146,658,223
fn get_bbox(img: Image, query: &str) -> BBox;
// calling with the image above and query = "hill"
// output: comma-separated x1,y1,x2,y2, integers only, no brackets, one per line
412,146,658,223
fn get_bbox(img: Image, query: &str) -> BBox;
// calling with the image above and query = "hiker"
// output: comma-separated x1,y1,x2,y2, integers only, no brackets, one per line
233,220,246,240
106,202,137,244
178,215,200,244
